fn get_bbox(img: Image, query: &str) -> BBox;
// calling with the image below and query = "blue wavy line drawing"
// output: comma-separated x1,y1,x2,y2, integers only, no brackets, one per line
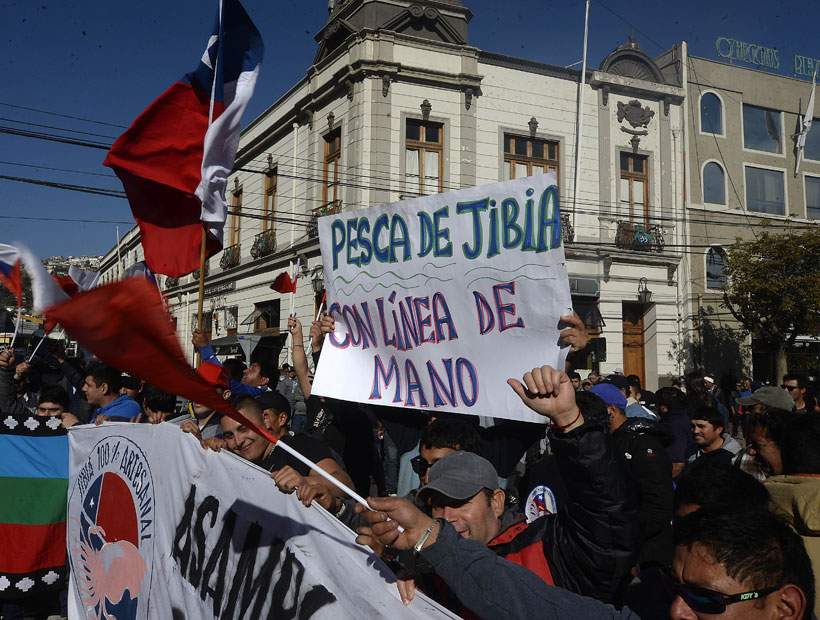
464,263,546,276
338,282,423,295
423,262,457,270
335,270,425,285
467,274,558,288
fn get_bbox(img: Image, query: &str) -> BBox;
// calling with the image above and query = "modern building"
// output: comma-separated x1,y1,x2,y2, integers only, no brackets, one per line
684,53,820,380
144,0,690,389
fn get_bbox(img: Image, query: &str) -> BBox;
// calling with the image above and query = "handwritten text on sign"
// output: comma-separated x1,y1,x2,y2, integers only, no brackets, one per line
312,175,572,423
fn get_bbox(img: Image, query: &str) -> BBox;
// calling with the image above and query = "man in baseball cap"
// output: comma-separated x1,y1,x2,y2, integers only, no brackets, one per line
736,385,796,414
416,451,504,544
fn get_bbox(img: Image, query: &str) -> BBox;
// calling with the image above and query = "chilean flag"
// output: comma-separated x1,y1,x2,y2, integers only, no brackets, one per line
0,244,22,307
104,0,263,277
270,270,298,294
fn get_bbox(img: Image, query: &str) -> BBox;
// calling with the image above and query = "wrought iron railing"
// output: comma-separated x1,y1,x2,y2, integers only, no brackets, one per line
308,200,342,239
251,229,276,259
191,262,210,281
614,221,664,252
219,243,241,270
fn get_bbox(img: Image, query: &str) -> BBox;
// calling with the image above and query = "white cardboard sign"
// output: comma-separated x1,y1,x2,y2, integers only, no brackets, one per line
312,175,572,423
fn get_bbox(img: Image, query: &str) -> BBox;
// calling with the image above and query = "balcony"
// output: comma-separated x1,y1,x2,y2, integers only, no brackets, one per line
615,221,664,252
560,213,574,245
192,262,210,281
251,229,276,259
219,243,241,270
308,199,342,239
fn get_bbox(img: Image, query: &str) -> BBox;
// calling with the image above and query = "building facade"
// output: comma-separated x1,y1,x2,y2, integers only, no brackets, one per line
100,0,696,389
684,55,820,380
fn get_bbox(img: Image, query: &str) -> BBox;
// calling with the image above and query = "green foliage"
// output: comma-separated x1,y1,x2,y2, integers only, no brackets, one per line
724,228,820,349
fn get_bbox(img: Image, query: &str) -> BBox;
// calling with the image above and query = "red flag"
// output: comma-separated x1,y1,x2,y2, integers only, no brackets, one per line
45,278,278,444
270,271,297,294
52,275,79,298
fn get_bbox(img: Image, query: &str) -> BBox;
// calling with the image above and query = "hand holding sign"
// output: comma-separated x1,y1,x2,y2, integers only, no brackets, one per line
559,312,589,353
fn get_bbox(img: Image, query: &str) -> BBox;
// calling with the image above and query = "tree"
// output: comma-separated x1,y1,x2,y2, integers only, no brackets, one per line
723,227,820,382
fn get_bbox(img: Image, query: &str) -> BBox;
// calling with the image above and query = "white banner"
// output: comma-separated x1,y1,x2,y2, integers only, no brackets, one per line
313,175,572,423
67,423,458,620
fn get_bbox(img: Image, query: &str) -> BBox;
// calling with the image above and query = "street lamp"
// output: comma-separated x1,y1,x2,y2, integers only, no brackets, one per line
311,265,325,295
637,277,652,304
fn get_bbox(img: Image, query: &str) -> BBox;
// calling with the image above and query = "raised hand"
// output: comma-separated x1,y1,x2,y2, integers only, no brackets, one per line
507,365,583,431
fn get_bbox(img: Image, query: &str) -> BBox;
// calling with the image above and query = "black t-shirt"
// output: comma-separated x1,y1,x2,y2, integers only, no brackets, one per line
258,433,334,477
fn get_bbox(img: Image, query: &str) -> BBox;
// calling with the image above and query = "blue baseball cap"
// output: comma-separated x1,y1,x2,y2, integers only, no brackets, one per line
590,383,628,409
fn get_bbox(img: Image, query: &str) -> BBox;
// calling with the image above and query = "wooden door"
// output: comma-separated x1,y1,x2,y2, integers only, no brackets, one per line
622,303,645,386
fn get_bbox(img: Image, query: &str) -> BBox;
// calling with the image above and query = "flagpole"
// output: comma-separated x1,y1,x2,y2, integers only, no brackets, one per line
195,0,221,368
9,305,21,349
28,329,50,363
268,435,403,532
115,226,124,279
571,0,590,230
289,257,300,319
196,226,207,367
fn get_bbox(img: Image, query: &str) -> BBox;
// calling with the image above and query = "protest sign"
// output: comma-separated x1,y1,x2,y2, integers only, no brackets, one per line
312,174,572,423
67,423,457,620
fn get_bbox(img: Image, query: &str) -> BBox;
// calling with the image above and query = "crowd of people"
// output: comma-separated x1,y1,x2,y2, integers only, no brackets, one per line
1,311,818,620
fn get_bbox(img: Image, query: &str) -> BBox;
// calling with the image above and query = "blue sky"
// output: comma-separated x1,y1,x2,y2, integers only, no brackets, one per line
0,0,809,259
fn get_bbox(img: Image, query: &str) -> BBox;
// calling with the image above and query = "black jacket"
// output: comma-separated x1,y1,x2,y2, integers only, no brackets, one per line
611,418,675,567
0,367,27,415
541,415,643,603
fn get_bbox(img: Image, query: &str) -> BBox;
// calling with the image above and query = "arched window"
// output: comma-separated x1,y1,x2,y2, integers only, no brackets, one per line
703,161,726,205
700,92,723,135
706,246,728,290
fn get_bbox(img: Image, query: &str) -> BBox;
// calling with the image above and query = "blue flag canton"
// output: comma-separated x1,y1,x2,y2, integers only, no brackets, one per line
185,0,263,103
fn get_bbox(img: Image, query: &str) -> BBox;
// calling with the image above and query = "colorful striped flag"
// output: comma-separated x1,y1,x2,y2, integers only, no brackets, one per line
0,412,68,599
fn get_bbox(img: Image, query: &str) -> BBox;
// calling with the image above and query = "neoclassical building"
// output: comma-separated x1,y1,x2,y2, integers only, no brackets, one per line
99,0,692,388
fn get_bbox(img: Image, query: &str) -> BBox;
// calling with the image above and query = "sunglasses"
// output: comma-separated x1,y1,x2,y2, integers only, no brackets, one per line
660,568,780,614
781,384,798,391
410,455,432,476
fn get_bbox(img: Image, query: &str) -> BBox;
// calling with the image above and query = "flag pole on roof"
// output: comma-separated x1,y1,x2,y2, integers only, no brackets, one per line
795,68,817,177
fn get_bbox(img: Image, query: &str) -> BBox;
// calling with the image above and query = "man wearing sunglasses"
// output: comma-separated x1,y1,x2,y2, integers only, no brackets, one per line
666,506,812,619
361,500,813,620
782,374,809,414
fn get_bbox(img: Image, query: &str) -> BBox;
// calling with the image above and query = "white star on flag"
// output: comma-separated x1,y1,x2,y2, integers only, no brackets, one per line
201,35,218,69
